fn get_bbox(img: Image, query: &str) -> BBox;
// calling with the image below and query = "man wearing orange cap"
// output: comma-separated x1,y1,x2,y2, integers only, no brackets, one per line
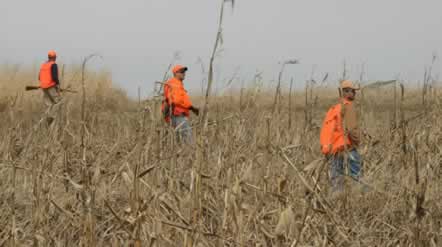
320,80,361,192
38,50,61,124
162,65,199,143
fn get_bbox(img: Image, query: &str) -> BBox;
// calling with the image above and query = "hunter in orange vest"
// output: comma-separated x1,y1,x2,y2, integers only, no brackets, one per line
320,80,362,192
39,50,59,89
162,65,199,143
38,50,61,125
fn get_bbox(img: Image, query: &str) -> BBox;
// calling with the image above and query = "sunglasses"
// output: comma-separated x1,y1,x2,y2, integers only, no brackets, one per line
343,88,356,93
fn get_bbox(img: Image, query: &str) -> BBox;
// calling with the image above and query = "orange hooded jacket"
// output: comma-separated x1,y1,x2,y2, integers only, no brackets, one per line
162,77,192,122
320,98,355,155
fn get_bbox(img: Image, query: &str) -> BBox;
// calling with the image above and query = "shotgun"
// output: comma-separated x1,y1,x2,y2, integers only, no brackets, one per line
25,86,77,93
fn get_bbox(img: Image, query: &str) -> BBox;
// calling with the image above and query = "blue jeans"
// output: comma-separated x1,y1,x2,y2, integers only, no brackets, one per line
330,149,361,192
171,115,193,144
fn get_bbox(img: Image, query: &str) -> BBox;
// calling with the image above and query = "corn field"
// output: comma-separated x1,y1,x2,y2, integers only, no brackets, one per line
0,65,441,246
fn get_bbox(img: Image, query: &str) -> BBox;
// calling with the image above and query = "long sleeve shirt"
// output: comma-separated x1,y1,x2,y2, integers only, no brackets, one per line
51,64,60,85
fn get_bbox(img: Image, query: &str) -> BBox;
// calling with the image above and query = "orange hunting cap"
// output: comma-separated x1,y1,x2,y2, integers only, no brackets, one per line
48,50,57,58
172,65,188,74
340,80,360,90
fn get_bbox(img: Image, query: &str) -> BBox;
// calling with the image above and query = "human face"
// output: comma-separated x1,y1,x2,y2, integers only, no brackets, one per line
175,70,186,81
342,88,356,101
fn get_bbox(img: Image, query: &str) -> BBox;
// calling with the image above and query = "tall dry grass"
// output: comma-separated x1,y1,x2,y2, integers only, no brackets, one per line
0,64,441,246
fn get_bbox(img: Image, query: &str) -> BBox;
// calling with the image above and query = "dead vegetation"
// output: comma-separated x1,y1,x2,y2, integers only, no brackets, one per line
0,64,441,246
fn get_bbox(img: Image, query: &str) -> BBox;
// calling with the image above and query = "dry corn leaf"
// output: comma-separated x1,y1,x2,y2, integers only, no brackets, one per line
67,177,84,190
125,215,136,225
278,176,287,194
121,172,132,188
240,162,254,183
232,179,241,195
274,207,295,236
303,158,322,172
34,234,46,243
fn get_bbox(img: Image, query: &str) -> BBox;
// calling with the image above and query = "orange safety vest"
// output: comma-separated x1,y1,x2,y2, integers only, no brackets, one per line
320,99,353,155
161,77,192,123
39,61,56,89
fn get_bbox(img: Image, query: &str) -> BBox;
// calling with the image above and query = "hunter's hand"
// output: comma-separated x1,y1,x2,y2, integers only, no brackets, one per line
190,106,200,116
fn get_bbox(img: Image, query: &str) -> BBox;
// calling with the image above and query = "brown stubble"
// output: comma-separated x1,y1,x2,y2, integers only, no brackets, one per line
0,62,442,246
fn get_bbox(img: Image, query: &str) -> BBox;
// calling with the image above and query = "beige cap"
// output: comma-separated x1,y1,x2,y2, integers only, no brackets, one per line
340,80,360,90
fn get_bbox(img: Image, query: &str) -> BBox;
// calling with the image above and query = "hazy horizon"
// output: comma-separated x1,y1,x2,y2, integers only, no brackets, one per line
2,0,441,97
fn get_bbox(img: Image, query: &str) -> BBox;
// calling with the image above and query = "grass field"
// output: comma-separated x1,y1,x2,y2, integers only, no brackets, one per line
0,65,441,246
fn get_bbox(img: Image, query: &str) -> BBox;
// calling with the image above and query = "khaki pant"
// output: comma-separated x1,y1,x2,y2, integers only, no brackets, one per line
42,87,62,121
43,86,61,106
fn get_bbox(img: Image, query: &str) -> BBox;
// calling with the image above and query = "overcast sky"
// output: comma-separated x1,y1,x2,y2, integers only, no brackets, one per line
2,0,441,97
